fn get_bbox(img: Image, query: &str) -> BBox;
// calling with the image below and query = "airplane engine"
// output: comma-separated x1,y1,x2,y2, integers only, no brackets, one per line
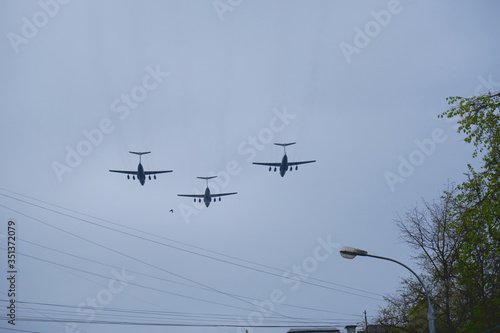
290,166,292,171
148,176,151,180
219,197,221,201
198,199,201,203
274,167,277,172
295,166,298,170
154,175,156,179
133,176,135,180
269,166,271,171
193,198,196,202
127,175,130,179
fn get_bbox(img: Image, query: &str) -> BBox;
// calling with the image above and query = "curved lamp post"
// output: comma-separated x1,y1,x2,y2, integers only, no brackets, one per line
340,246,436,333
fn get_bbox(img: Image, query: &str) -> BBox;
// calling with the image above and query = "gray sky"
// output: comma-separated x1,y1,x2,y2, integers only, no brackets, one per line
1,1,499,332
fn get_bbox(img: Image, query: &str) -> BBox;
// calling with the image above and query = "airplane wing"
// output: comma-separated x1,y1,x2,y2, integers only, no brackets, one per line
109,170,138,175
252,162,281,167
287,160,316,166
177,194,205,198
211,192,237,197
144,170,173,175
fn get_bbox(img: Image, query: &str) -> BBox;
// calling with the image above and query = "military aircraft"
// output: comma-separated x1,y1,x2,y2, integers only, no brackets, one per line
253,142,316,177
178,176,237,207
109,151,173,186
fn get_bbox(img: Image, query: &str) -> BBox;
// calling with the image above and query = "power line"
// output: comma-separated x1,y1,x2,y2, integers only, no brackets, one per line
0,188,383,300
0,188,384,330
13,316,355,328
0,203,325,327
4,248,260,314
2,237,360,318
0,300,355,325
0,327,41,333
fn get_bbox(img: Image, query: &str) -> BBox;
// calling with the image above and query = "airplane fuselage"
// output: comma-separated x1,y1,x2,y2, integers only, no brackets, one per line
280,154,288,177
138,163,146,186
204,187,211,207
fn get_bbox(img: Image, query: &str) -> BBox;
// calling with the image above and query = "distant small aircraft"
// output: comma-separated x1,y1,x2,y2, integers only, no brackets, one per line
109,151,173,186
253,142,316,177
178,176,237,207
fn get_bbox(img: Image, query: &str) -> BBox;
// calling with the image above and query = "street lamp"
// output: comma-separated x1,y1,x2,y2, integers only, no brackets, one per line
340,246,436,333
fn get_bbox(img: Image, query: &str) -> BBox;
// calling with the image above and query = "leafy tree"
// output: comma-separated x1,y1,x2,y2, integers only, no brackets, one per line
376,188,464,333
378,276,431,332
377,91,500,332
440,91,500,331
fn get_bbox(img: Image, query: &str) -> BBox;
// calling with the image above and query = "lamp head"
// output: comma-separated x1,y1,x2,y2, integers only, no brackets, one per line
340,246,368,259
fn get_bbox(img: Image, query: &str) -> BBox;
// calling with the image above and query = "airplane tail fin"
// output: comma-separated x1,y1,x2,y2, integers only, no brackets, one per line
274,142,296,147
197,176,217,180
129,151,151,156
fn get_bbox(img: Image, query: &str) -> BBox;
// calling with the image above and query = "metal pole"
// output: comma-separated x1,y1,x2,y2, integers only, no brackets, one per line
364,310,368,331
364,254,436,333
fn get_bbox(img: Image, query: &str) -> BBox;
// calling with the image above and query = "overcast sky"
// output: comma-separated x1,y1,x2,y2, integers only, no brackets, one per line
1,1,500,332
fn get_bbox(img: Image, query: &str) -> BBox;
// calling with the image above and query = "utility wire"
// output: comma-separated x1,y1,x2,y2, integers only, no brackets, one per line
0,189,383,300
0,300,354,325
1,237,360,318
0,203,325,327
